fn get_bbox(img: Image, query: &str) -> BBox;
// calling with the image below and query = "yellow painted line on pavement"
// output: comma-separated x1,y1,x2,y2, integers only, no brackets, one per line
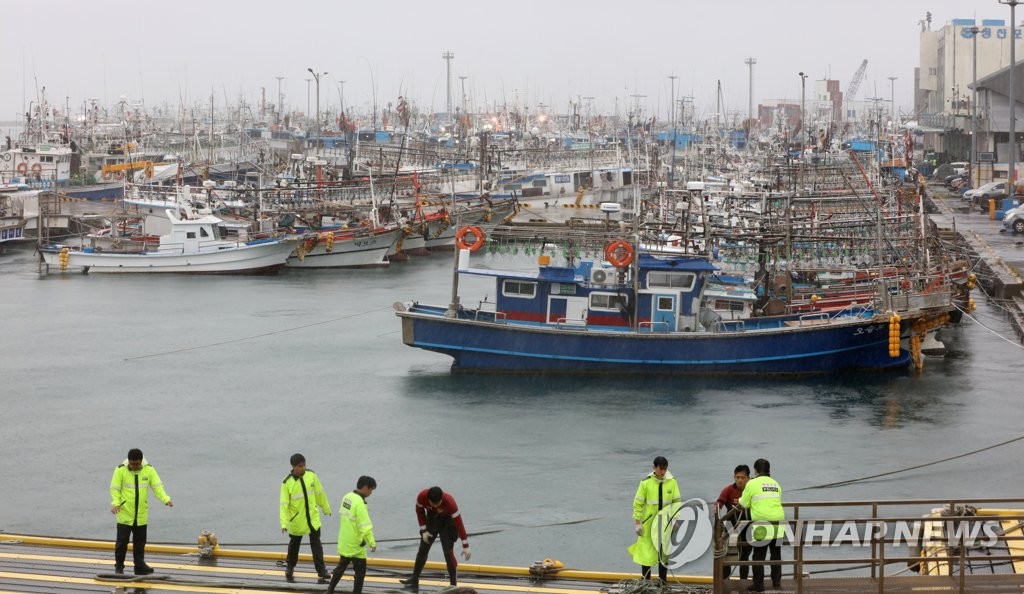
0,571,287,593
0,534,708,584
0,552,599,594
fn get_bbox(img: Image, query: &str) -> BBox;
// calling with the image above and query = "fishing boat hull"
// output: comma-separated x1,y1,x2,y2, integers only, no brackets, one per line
41,239,297,274
286,227,400,268
397,305,911,375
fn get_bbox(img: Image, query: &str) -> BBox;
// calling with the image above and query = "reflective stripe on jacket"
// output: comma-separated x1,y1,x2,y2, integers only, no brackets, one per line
337,490,375,558
280,470,331,535
109,459,170,526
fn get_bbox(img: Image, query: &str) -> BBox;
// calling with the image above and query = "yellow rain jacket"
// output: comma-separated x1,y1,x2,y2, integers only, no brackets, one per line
109,459,171,526
628,470,681,566
280,470,331,535
337,490,375,559
739,475,785,541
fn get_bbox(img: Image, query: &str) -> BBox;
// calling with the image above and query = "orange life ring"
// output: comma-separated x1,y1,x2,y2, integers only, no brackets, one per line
455,226,485,252
605,239,634,268
101,171,113,180
31,163,42,176
16,163,27,175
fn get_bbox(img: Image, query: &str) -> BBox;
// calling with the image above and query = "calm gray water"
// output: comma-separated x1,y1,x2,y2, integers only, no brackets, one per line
2,243,1022,575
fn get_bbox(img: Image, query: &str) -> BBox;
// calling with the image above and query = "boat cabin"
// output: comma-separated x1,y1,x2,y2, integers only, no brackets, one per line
470,253,716,332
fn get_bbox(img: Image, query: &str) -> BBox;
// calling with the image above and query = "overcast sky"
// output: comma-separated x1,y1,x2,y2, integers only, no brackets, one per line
0,0,998,125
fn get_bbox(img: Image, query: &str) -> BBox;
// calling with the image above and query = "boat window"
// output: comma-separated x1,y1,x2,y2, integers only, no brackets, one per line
657,296,674,311
186,232,197,239
646,272,695,290
532,180,547,188
714,299,746,312
622,171,633,186
502,280,537,298
200,227,210,238
590,293,628,311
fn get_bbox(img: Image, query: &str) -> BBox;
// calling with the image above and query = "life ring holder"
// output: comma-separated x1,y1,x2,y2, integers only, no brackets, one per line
455,226,485,252
605,239,634,269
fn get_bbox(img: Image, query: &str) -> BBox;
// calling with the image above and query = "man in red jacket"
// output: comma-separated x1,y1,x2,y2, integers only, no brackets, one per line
714,464,751,581
401,486,470,590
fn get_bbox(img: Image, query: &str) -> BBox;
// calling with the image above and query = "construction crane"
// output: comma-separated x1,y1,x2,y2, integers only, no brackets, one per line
845,59,868,121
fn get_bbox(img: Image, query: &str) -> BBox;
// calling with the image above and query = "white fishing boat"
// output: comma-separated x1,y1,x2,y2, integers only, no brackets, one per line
0,193,27,248
41,210,297,274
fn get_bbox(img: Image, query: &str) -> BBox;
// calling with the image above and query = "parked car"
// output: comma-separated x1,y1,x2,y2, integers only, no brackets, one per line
944,172,969,189
1003,205,1024,234
963,182,1007,209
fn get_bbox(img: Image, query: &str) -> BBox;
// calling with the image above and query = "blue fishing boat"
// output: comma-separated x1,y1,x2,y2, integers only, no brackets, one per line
395,244,912,375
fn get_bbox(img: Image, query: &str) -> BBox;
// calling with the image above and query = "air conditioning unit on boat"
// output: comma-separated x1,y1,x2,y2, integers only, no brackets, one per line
590,266,619,285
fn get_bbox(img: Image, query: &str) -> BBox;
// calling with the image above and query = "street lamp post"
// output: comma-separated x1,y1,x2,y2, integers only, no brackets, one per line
745,57,757,132
1000,0,1020,186
307,68,327,135
888,76,898,136
970,26,980,187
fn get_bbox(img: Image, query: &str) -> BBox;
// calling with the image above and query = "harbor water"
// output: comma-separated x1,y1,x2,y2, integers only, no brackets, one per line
2,243,1022,576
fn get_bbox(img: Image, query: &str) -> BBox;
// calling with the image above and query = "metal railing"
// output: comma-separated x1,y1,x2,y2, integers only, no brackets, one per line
712,497,1024,593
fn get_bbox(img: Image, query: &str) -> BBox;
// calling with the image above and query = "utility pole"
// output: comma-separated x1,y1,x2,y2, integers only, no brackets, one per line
745,57,757,132
442,51,455,121
275,76,284,124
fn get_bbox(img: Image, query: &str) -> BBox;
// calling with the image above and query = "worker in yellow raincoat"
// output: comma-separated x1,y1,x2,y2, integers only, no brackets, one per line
628,456,681,582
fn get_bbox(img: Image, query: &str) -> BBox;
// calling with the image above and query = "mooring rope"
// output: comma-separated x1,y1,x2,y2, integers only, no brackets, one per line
791,432,1024,491
124,305,393,361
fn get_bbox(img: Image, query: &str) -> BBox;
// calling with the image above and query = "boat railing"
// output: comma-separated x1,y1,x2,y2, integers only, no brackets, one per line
712,320,746,333
827,300,868,321
639,321,670,333
795,312,831,326
712,496,1024,594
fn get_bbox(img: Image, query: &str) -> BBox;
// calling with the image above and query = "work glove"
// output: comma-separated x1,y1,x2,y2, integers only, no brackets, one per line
462,547,471,561
421,530,432,544
370,545,377,553
635,524,643,536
